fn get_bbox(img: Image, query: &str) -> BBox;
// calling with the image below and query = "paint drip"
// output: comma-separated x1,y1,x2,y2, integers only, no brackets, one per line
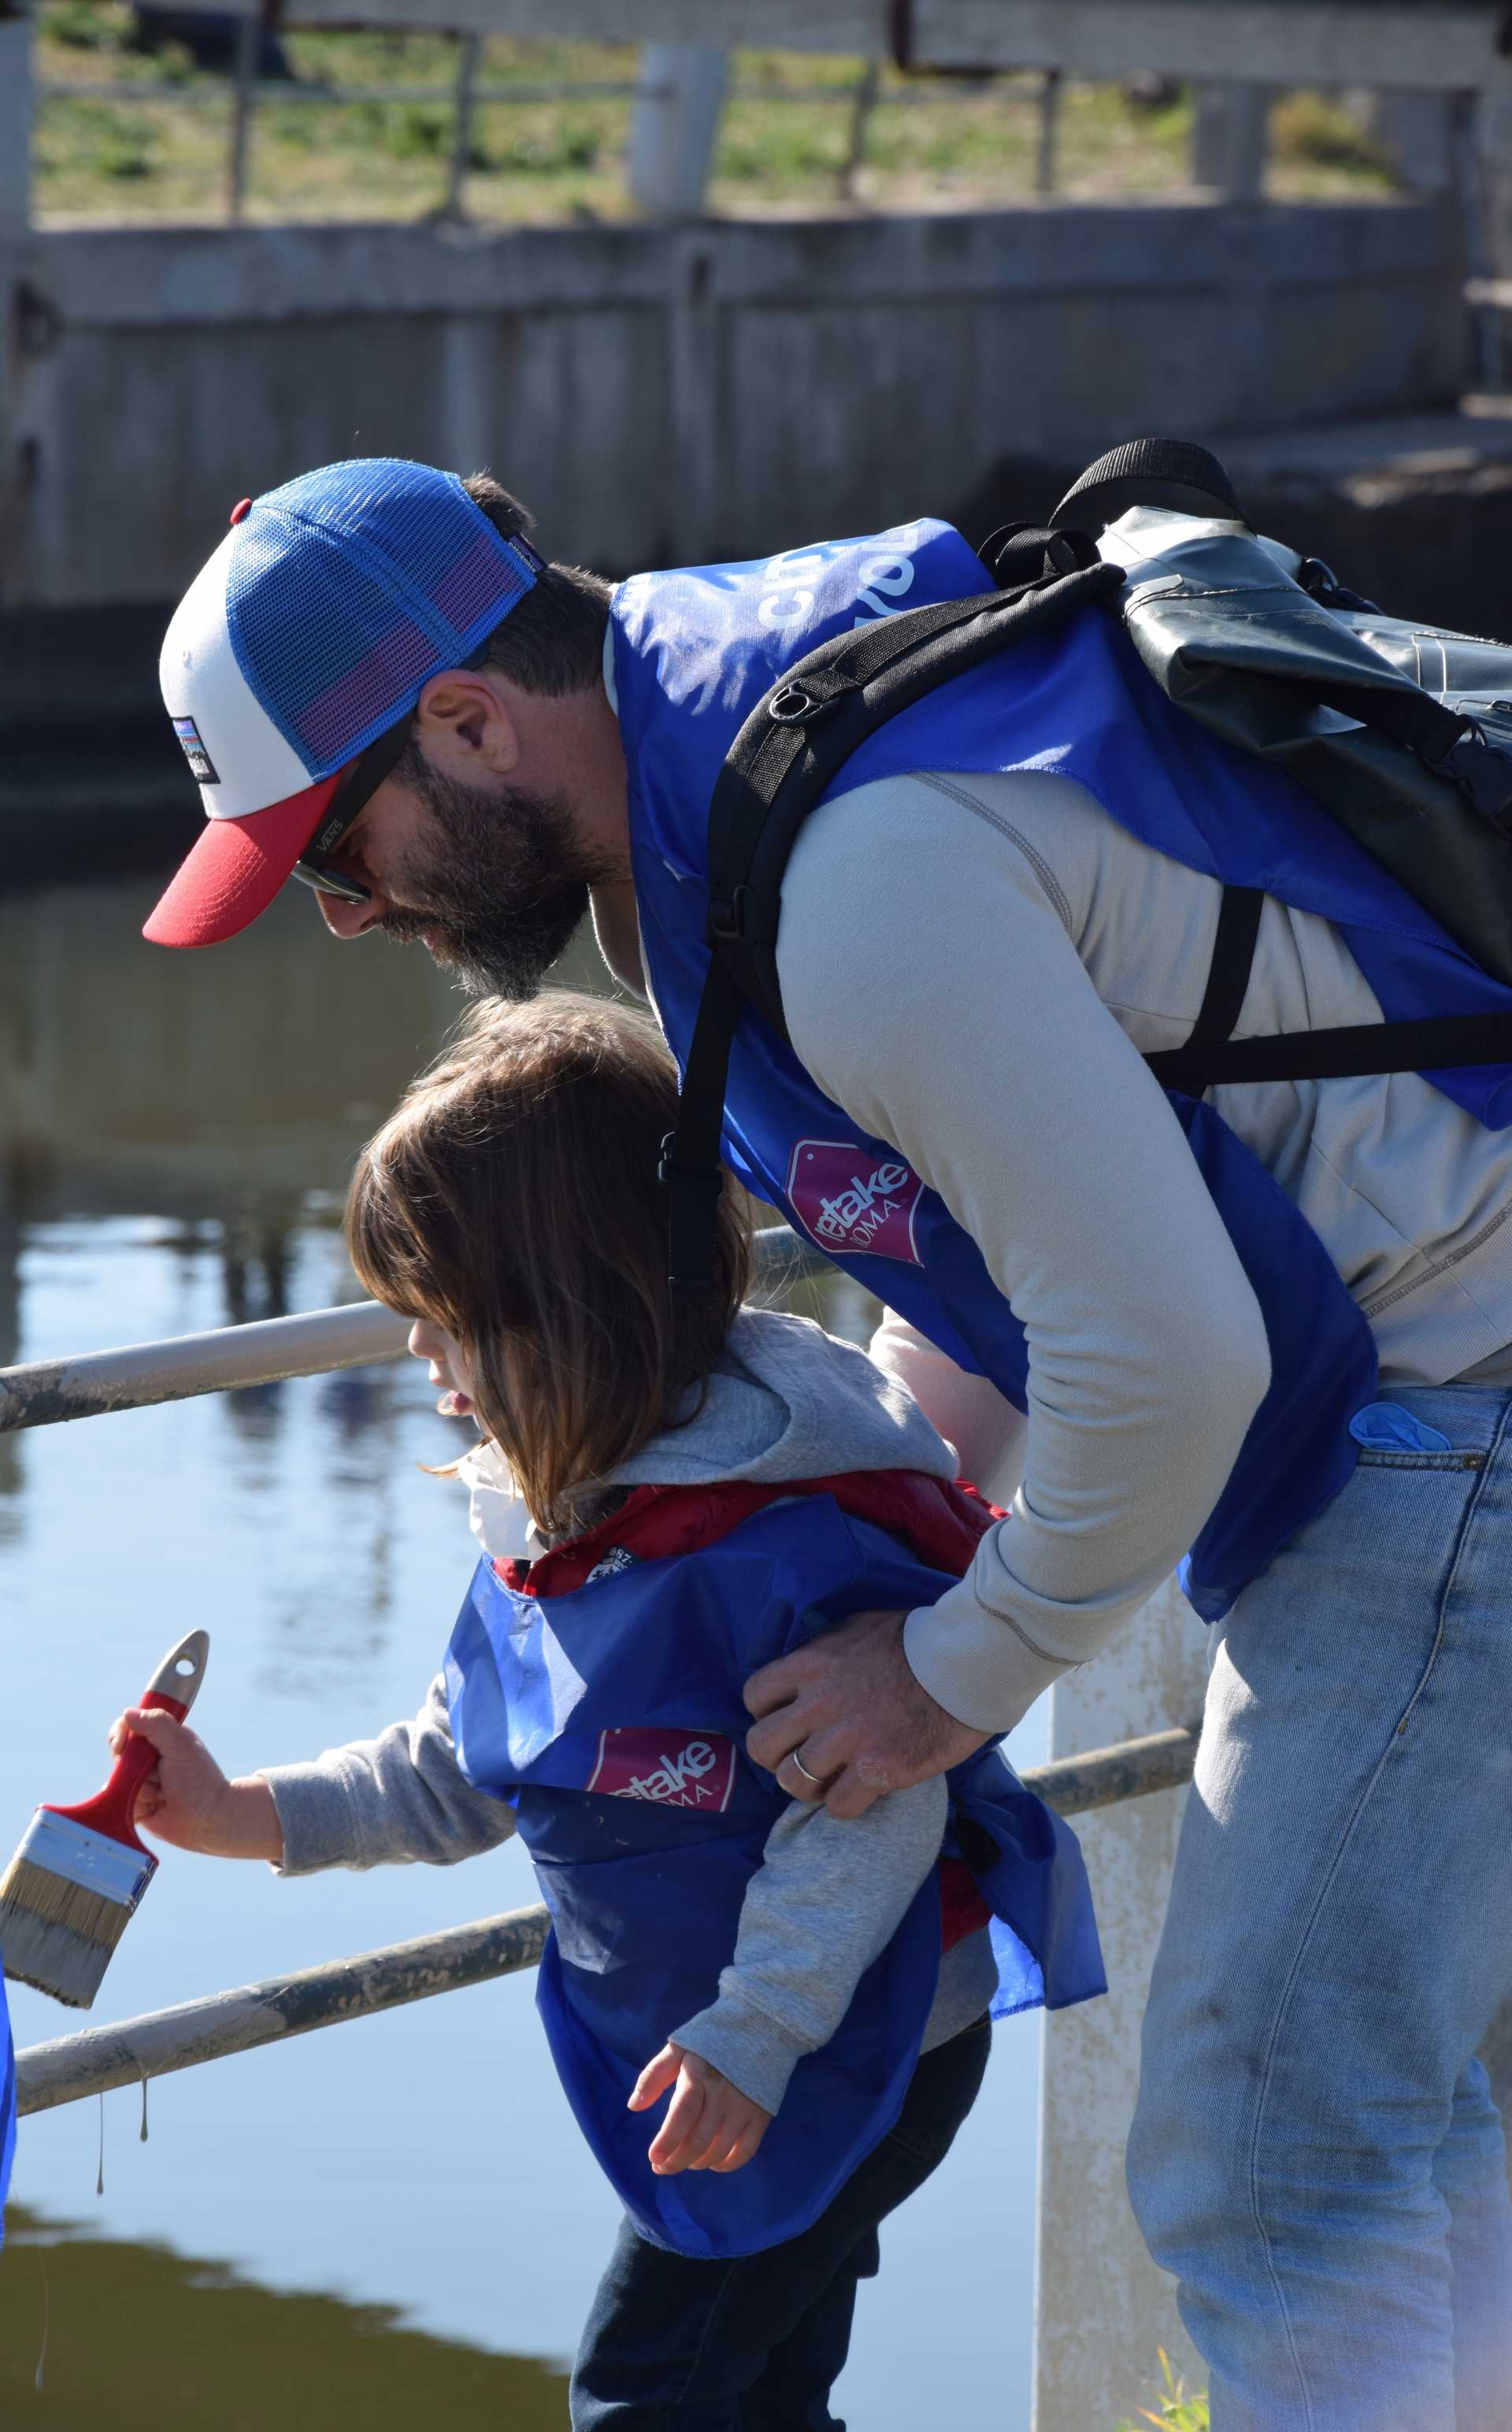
33,2244,50,2393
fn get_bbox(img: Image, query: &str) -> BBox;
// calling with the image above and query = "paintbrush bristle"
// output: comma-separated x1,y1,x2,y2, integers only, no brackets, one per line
0,1812,156,2010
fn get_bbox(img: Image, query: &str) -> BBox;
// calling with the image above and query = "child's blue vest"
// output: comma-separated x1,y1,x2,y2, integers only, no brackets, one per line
610,521,1512,1618
443,1479,1104,2260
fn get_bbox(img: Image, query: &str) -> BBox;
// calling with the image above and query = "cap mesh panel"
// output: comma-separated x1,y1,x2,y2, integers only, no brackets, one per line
224,458,537,778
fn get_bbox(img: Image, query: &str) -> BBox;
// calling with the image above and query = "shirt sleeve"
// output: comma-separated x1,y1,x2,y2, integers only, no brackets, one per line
670,1776,948,2115
776,769,1272,1735
260,1671,517,1875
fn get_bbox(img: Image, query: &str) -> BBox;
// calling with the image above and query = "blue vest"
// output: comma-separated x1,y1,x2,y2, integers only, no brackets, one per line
611,521,1512,1618
444,1489,1104,2260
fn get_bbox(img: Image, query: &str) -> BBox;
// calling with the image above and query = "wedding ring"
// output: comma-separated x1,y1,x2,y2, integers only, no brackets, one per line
790,1748,827,1788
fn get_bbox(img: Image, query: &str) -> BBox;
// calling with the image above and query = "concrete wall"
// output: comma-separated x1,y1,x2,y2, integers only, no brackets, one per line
0,195,1466,634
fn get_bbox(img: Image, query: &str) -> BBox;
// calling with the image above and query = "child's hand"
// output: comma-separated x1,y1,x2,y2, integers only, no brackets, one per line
107,1709,284,1863
629,2042,773,2175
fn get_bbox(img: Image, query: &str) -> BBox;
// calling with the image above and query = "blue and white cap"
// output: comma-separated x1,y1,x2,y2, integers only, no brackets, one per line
145,458,541,947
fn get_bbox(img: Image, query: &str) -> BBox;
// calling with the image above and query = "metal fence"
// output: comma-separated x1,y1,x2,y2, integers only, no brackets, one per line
0,1212,1200,2112
32,38,1069,224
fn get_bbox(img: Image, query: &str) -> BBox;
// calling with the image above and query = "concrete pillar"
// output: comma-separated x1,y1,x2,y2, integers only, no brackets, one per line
0,13,32,240
627,43,728,221
1362,88,1457,191
0,10,33,610
1191,81,1272,201
1032,1575,1207,2432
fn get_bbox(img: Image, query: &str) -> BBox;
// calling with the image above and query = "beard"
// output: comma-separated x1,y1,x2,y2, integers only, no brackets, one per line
380,752,611,1000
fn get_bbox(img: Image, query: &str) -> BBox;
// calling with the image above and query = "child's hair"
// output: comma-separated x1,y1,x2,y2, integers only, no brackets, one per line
346,992,752,1535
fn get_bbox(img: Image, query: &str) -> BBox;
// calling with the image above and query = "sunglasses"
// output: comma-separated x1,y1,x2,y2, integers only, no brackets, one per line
291,639,495,906
290,719,413,907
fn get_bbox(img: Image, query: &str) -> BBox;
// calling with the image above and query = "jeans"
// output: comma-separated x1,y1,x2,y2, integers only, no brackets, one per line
1128,1385,1512,2431
570,2011,991,2430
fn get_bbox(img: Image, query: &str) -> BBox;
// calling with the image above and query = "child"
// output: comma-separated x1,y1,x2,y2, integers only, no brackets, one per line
111,994,1102,2430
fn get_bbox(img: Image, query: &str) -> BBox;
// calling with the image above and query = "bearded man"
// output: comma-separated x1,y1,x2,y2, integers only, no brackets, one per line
144,458,1512,2430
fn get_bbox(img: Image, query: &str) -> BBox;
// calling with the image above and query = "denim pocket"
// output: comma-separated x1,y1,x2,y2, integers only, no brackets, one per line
1353,1449,1484,1470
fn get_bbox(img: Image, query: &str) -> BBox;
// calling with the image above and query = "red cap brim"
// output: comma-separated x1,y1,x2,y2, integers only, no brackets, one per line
142,777,344,948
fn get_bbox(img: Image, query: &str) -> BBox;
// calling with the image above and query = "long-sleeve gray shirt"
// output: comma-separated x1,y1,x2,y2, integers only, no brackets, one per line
261,1311,999,2114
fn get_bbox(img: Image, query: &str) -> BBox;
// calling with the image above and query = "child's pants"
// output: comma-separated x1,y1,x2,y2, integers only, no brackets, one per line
570,2011,991,2430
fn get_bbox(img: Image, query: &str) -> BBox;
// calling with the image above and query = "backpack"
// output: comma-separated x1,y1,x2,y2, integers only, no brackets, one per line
662,438,1512,1290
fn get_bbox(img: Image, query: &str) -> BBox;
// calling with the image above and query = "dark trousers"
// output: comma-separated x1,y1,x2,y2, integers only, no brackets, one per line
570,2013,991,2431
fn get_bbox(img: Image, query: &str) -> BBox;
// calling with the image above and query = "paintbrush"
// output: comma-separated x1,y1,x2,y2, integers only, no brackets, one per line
0,1628,210,2009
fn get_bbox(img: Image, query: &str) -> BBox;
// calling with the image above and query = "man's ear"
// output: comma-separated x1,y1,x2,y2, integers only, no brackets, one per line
413,669,521,777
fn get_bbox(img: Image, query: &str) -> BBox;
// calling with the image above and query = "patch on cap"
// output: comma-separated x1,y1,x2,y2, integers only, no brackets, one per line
171,714,219,785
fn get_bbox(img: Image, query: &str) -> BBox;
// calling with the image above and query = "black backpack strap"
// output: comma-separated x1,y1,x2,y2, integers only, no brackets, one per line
1146,1009,1512,1092
706,551,1125,1041
661,549,1128,1290
1051,438,1249,532
1147,879,1512,1091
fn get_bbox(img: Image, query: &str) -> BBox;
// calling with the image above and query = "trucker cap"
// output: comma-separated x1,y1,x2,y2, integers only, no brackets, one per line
143,458,542,947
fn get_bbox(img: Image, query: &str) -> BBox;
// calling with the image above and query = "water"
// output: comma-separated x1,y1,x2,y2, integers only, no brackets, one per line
0,873,1043,2425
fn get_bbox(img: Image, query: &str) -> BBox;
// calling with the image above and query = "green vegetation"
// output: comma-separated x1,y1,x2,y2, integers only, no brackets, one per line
1116,2349,1210,2430
32,6,1399,227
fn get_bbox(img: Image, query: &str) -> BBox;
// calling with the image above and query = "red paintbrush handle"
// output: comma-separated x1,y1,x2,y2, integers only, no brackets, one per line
52,1628,211,1841
95,1689,191,1830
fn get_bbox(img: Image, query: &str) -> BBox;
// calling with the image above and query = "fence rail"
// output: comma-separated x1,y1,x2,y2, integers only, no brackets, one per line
0,1225,818,1434
13,1726,1199,2118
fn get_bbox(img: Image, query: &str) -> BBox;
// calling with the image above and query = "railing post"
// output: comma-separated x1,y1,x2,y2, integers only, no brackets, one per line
628,43,728,219
443,32,482,221
1032,1575,1207,2432
1190,80,1272,201
1035,67,1062,198
226,10,259,224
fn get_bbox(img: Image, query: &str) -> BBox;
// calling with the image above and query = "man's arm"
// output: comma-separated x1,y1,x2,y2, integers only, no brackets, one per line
749,769,1269,1801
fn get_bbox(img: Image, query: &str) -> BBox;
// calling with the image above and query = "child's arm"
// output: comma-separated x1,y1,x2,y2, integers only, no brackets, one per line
636,1775,950,2174
107,1673,516,1874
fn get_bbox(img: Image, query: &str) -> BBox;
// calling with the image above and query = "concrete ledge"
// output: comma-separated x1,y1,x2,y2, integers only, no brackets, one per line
1,198,1468,626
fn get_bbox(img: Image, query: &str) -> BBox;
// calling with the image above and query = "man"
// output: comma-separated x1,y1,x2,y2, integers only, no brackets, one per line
146,458,1512,2425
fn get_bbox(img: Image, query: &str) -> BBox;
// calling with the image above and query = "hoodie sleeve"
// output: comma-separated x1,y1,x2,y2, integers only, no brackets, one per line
669,1775,948,2115
259,1671,517,1875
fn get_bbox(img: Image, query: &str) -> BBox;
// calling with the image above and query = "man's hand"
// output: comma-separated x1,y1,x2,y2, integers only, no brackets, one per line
743,1607,988,1818
629,2044,773,2175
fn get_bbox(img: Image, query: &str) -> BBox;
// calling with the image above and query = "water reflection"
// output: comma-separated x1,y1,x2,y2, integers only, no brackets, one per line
0,2205,572,2427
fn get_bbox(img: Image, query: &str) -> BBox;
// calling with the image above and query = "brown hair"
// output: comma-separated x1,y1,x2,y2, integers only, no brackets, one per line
461,472,611,697
346,994,751,1537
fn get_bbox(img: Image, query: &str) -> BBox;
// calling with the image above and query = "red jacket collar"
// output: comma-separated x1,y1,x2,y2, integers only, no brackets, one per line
495,1470,1000,1597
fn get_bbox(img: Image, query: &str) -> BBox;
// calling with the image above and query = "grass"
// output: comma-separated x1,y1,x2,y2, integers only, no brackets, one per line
1115,2349,1210,2430
31,6,1399,228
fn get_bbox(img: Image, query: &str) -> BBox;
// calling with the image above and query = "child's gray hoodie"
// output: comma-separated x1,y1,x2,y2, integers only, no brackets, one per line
260,1309,1001,2115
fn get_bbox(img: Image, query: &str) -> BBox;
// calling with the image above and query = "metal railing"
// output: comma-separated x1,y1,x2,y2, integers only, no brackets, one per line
33,46,1068,224
0,1223,820,1434
14,1726,1198,2116
2,1216,1199,2118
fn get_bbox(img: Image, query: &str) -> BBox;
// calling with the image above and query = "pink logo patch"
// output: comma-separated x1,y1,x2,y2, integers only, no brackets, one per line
785,1139,925,1262
587,1729,737,1810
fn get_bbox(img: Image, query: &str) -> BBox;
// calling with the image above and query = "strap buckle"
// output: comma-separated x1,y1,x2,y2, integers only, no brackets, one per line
706,885,750,946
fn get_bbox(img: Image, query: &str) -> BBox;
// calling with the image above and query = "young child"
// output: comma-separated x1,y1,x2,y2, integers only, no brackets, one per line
111,994,1102,2430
